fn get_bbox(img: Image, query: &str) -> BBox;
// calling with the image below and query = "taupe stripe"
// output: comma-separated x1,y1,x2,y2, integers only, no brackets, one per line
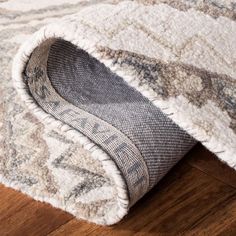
100,47,236,134
137,0,236,21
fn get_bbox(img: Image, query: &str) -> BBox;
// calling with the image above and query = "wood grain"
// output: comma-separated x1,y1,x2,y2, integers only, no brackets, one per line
189,194,236,235
0,185,32,222
187,144,236,188
0,190,73,236
0,144,236,235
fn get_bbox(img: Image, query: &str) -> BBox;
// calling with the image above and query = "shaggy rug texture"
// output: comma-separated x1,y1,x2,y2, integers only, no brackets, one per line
1,0,236,225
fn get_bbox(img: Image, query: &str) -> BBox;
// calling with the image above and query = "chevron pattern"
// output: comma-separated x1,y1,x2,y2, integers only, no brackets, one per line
0,0,235,225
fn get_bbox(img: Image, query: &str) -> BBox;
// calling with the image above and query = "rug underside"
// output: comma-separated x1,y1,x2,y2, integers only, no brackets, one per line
1,0,235,225
25,38,196,207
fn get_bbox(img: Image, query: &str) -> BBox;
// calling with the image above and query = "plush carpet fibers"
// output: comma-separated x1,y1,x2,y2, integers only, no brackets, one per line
0,0,235,225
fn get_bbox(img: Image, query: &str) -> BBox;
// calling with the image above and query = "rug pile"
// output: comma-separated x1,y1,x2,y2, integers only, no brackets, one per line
0,0,235,225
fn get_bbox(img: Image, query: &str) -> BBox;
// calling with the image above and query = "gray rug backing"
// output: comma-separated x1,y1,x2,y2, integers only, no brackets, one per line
25,39,196,204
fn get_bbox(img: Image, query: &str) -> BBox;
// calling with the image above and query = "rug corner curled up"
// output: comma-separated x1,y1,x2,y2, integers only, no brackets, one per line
8,0,236,225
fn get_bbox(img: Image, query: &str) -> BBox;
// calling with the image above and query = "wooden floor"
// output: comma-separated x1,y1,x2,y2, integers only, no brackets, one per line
0,144,236,236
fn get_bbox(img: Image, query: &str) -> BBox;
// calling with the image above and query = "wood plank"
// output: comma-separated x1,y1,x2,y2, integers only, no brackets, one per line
48,161,236,235
0,196,73,236
188,194,236,235
187,144,236,188
0,184,32,222
48,219,99,236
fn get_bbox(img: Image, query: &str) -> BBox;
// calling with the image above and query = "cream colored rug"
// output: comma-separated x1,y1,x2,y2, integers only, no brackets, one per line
0,0,235,225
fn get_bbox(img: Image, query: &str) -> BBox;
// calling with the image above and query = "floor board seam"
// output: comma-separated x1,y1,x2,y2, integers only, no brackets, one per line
187,162,236,189
46,217,75,236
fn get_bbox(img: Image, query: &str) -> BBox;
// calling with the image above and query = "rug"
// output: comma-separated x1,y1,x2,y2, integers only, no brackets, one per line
0,0,235,225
